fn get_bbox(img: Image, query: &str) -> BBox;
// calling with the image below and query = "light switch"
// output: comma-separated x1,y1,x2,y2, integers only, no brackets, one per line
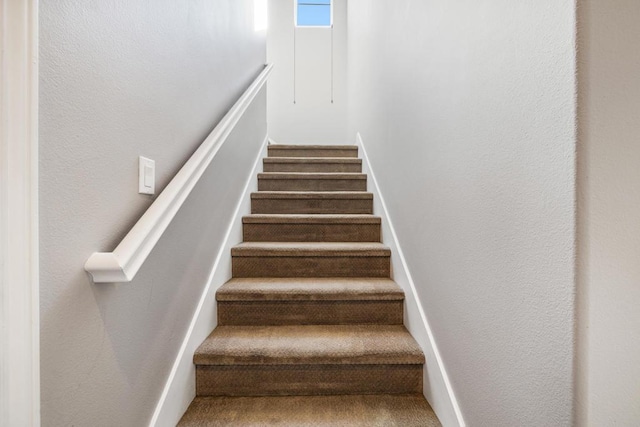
139,156,155,195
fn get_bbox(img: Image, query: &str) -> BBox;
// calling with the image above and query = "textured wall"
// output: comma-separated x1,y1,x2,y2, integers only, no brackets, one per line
267,0,348,143
576,1,640,425
347,1,576,425
39,1,266,425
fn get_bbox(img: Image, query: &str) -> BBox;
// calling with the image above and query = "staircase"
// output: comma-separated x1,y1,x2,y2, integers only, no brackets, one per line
179,145,441,426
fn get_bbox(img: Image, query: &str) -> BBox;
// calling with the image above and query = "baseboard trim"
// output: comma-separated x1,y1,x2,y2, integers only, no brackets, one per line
148,136,269,427
356,133,466,427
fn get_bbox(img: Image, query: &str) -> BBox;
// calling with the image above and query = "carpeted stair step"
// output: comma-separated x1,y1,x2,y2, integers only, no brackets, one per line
263,157,363,173
231,242,391,278
258,172,367,191
217,278,404,325
182,144,442,425
242,214,381,242
268,144,358,158
178,395,441,426
251,191,373,214
194,325,424,396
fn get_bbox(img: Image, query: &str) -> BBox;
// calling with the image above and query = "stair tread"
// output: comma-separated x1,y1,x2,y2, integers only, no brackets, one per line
243,214,380,224
232,242,390,257
217,278,403,301
252,191,373,199
258,172,366,180
269,144,357,150
264,157,362,163
194,325,424,365
187,145,436,421
179,395,441,427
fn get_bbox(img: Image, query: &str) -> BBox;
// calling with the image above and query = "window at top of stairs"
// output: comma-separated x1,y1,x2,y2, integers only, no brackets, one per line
296,0,332,27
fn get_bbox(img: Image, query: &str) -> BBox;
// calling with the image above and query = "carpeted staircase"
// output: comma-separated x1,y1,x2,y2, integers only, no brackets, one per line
179,145,441,426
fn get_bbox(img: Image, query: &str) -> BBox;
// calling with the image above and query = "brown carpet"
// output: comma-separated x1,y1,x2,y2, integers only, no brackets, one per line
179,145,441,426
179,395,440,427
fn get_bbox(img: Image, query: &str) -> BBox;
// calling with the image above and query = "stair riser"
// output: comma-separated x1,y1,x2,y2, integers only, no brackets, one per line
264,162,362,173
269,148,358,158
187,143,430,417
218,301,403,326
232,256,391,278
196,364,422,396
252,198,373,215
258,178,367,192
243,223,381,242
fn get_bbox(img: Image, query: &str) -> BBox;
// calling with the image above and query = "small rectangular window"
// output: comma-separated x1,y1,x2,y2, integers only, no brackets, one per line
296,0,332,27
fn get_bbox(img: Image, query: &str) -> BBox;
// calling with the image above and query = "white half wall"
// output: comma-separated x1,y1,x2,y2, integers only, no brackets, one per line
348,1,577,426
267,0,348,143
576,1,640,425
39,1,266,425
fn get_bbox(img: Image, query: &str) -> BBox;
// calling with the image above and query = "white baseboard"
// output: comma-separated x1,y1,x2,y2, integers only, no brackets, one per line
148,136,269,427
356,133,466,427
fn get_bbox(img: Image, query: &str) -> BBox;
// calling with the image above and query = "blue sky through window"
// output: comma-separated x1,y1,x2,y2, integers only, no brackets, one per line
297,0,331,27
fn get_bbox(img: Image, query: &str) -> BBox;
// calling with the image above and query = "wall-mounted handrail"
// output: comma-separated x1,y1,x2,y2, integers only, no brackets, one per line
84,64,274,283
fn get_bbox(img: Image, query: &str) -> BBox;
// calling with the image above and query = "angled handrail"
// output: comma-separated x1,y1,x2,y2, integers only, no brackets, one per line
85,63,273,283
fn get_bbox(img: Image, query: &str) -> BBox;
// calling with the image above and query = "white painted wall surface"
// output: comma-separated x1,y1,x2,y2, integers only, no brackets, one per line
267,0,348,143
39,1,266,425
357,135,464,427
576,1,640,425
347,2,576,426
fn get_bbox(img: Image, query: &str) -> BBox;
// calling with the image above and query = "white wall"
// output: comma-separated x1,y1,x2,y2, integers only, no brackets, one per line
267,0,348,143
39,1,266,425
347,1,577,426
576,1,640,425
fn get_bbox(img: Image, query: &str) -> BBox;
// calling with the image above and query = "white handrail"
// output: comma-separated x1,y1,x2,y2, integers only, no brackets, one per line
84,64,274,283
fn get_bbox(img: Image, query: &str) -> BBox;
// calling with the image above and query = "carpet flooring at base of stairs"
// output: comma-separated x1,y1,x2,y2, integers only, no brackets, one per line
178,395,440,427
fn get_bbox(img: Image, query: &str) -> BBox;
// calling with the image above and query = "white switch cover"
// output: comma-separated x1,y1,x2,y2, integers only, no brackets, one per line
139,156,155,195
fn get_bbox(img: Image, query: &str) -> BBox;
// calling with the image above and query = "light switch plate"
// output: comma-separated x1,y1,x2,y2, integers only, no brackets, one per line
139,156,155,195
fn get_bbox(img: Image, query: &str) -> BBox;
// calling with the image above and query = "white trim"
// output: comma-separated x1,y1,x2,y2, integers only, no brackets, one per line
84,64,273,283
357,133,465,427
149,136,269,427
0,0,41,425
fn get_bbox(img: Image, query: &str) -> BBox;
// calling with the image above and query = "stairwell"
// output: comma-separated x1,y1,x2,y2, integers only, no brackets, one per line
179,145,441,426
